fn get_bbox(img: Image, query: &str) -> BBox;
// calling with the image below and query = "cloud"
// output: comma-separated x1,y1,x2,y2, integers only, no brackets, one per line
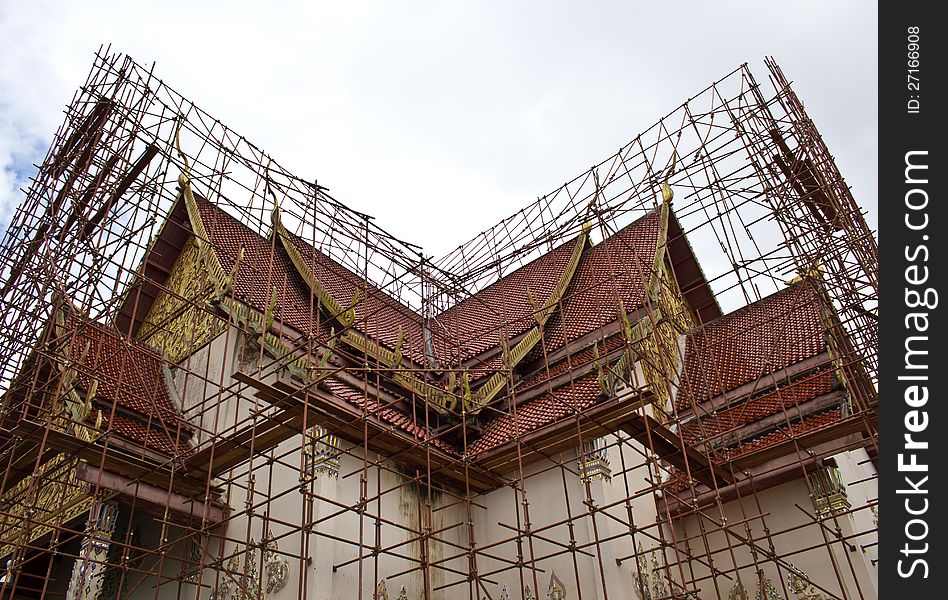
0,0,877,267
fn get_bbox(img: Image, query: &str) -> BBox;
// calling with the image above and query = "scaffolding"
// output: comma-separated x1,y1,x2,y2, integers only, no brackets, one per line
0,47,877,600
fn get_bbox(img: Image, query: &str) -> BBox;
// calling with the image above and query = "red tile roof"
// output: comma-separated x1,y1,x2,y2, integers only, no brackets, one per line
282,230,428,365
514,334,626,396
677,283,827,411
458,212,673,455
196,201,328,340
468,284,834,462
61,311,191,456
539,210,660,351
432,237,580,365
197,202,465,451
680,369,836,445
196,201,661,380
469,373,601,456
187,203,665,459
723,408,842,460
322,377,456,455
150,200,842,469
662,407,845,493
198,200,432,365
432,210,660,373
98,413,190,456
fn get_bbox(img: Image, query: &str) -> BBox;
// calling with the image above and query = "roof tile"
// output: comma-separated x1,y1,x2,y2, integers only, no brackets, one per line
681,369,836,444
62,312,190,456
678,283,827,411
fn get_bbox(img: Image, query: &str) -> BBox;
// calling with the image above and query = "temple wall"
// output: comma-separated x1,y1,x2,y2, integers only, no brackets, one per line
162,327,475,599
665,449,878,599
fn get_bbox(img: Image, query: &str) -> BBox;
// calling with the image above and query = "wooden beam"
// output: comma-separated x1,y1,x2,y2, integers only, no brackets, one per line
15,420,213,498
677,353,833,423
475,389,654,474
621,413,734,488
691,390,847,454
190,372,506,494
76,462,226,525
728,410,876,471
660,428,873,518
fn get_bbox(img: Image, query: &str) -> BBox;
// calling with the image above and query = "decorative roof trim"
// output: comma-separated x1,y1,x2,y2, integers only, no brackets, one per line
466,222,591,415
270,205,462,416
178,175,229,298
271,203,355,328
648,198,672,302
173,121,229,298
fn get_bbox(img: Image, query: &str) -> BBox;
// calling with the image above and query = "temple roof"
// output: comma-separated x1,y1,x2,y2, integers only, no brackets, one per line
61,310,192,457
105,192,855,480
281,227,429,365
680,369,837,446
677,282,828,411
0,304,192,461
432,235,580,366
539,210,660,350
663,282,848,483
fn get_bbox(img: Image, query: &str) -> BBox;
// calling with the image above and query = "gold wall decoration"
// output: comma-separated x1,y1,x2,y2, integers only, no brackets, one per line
634,198,698,414
138,237,227,364
756,570,784,600
305,426,341,479
632,543,673,600
577,437,611,482
809,466,850,518
546,572,567,600
374,579,389,600
729,582,749,600
786,565,824,600
264,538,289,594
0,453,94,560
210,539,290,599
212,542,259,600
467,222,590,415
639,258,695,415
593,200,698,417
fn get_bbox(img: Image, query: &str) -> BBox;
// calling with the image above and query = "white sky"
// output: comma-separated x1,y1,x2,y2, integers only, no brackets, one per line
0,1,877,258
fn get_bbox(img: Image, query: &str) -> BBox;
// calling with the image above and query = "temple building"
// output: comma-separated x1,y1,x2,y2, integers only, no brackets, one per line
0,52,877,600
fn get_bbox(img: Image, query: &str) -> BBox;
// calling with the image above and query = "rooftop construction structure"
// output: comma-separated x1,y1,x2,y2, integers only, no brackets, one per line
0,49,878,600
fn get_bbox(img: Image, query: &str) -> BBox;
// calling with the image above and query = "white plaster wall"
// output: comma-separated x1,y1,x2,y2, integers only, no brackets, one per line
471,451,620,600
163,327,473,599
665,452,879,600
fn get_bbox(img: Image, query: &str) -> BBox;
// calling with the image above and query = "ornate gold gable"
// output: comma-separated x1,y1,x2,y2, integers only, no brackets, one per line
138,235,228,363
639,194,697,412
0,300,134,559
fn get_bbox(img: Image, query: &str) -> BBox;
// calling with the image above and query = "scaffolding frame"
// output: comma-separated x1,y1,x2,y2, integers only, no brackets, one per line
0,47,877,600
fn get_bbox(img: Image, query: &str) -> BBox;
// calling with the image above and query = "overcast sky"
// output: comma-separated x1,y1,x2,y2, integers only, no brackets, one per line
0,1,877,258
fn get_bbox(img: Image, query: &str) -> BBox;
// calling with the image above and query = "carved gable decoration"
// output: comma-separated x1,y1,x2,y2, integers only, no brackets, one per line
138,236,227,363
